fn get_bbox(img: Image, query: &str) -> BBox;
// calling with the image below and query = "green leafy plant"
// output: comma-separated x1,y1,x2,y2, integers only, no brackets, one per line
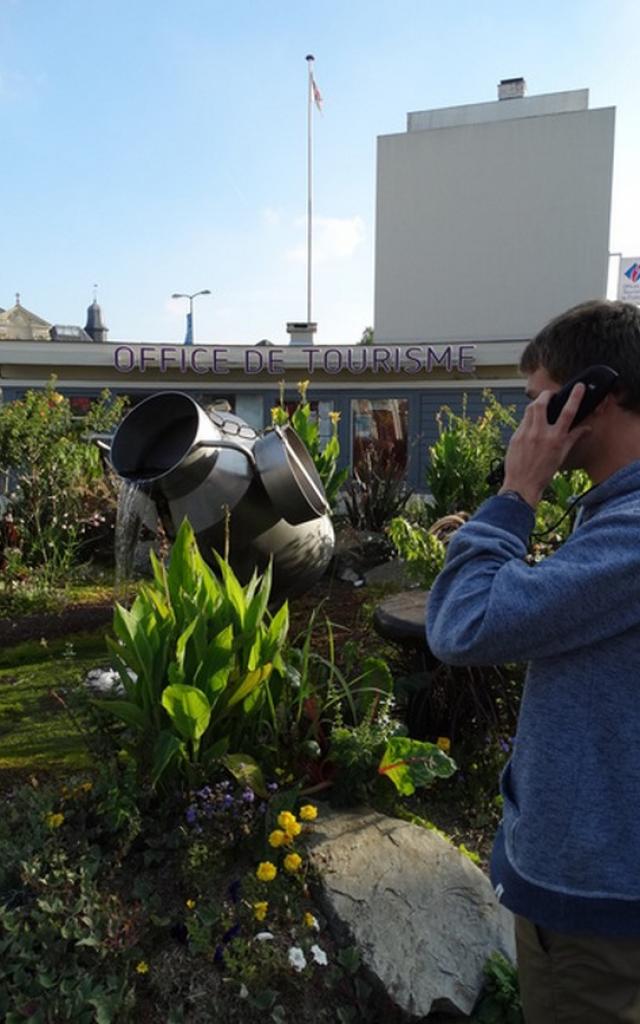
474,952,523,1023
271,380,348,509
426,392,517,523
531,468,592,559
0,763,146,1024
101,518,290,789
0,378,127,582
343,442,412,533
243,602,412,792
378,736,456,796
388,516,446,588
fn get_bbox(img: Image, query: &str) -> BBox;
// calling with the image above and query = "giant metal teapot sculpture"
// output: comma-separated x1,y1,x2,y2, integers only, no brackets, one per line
109,391,335,600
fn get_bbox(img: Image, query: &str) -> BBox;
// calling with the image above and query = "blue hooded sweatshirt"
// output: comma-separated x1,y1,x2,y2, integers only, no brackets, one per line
426,461,640,936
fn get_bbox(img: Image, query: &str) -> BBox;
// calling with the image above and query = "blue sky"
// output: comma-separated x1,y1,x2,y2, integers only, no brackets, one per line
1,0,638,344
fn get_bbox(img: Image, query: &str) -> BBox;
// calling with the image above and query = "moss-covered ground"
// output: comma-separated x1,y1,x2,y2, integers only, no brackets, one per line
0,629,111,786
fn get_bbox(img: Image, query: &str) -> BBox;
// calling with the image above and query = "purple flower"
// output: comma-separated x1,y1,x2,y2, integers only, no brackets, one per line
267,782,279,792
185,805,198,825
196,786,212,799
222,794,234,810
241,787,255,804
498,737,511,753
213,944,224,964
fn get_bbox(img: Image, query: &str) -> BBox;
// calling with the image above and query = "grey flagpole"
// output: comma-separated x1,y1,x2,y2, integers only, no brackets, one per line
306,54,314,326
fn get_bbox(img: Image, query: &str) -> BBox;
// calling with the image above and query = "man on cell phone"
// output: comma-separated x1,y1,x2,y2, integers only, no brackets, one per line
427,299,640,1024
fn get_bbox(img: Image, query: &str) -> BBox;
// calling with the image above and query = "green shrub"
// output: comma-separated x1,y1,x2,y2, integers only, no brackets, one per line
426,391,517,523
0,379,127,581
474,952,523,1023
387,516,446,588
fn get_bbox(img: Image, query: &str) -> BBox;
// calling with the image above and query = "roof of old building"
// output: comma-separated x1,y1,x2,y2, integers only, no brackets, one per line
0,298,52,341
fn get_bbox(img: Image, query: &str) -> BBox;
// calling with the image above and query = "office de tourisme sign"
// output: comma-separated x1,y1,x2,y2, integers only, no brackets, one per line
113,343,477,375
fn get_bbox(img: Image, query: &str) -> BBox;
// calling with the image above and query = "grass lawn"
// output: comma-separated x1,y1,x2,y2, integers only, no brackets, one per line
0,629,111,785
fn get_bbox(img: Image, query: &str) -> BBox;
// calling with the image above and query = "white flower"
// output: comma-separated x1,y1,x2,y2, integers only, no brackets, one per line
239,983,249,999
255,932,274,942
288,946,307,972
310,944,328,966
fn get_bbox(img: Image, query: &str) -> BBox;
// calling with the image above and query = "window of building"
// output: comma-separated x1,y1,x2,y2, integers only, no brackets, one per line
274,399,335,450
351,398,409,472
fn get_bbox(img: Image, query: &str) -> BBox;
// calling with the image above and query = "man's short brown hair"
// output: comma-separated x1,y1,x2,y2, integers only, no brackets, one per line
520,300,640,412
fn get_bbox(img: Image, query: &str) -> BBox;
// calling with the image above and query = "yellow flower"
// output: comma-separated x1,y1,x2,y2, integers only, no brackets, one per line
283,853,303,874
45,812,64,829
277,811,301,838
254,901,268,922
299,804,318,821
436,736,451,754
135,961,150,974
304,912,318,929
297,379,310,400
185,899,197,910
256,861,278,882
328,411,341,425
72,781,93,799
268,829,287,848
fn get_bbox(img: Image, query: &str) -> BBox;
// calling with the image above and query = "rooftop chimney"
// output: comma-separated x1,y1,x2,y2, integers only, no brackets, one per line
498,77,526,101
286,321,317,347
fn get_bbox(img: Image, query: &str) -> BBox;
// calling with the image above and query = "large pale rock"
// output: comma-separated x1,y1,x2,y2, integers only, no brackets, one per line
307,809,515,1020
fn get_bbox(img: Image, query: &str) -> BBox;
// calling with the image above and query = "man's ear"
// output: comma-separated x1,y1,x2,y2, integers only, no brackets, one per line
593,392,617,417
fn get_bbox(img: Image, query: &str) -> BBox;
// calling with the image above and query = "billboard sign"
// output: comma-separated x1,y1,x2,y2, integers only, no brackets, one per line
618,258,640,305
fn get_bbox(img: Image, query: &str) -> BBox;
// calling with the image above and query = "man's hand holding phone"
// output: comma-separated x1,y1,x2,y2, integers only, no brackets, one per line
500,383,591,509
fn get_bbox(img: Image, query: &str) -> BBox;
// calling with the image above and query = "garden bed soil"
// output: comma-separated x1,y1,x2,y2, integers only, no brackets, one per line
0,576,373,651
0,601,114,647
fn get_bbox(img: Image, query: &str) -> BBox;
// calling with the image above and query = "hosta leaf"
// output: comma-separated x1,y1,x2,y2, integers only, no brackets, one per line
264,601,289,658
161,684,212,741
244,563,272,637
152,731,186,787
212,551,246,628
98,699,146,732
225,664,272,709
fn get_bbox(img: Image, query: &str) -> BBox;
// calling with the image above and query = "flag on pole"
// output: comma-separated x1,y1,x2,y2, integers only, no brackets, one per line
184,311,193,346
311,76,323,112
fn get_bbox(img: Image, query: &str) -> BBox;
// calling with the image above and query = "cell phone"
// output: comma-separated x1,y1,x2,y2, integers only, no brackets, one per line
486,364,619,486
546,365,619,427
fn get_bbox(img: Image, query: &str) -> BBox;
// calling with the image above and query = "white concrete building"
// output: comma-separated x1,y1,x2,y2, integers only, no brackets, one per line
374,81,615,345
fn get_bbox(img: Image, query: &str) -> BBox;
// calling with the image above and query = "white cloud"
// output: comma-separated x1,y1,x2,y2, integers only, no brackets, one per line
287,215,365,265
262,206,282,227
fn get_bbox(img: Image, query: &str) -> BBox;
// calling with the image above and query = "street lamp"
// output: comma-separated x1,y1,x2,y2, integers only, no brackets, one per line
171,289,211,346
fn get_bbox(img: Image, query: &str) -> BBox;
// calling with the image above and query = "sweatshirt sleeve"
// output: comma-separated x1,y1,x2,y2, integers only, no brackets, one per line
426,494,640,665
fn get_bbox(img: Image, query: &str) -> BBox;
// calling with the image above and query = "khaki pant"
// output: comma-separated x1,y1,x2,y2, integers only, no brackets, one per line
516,915,640,1023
